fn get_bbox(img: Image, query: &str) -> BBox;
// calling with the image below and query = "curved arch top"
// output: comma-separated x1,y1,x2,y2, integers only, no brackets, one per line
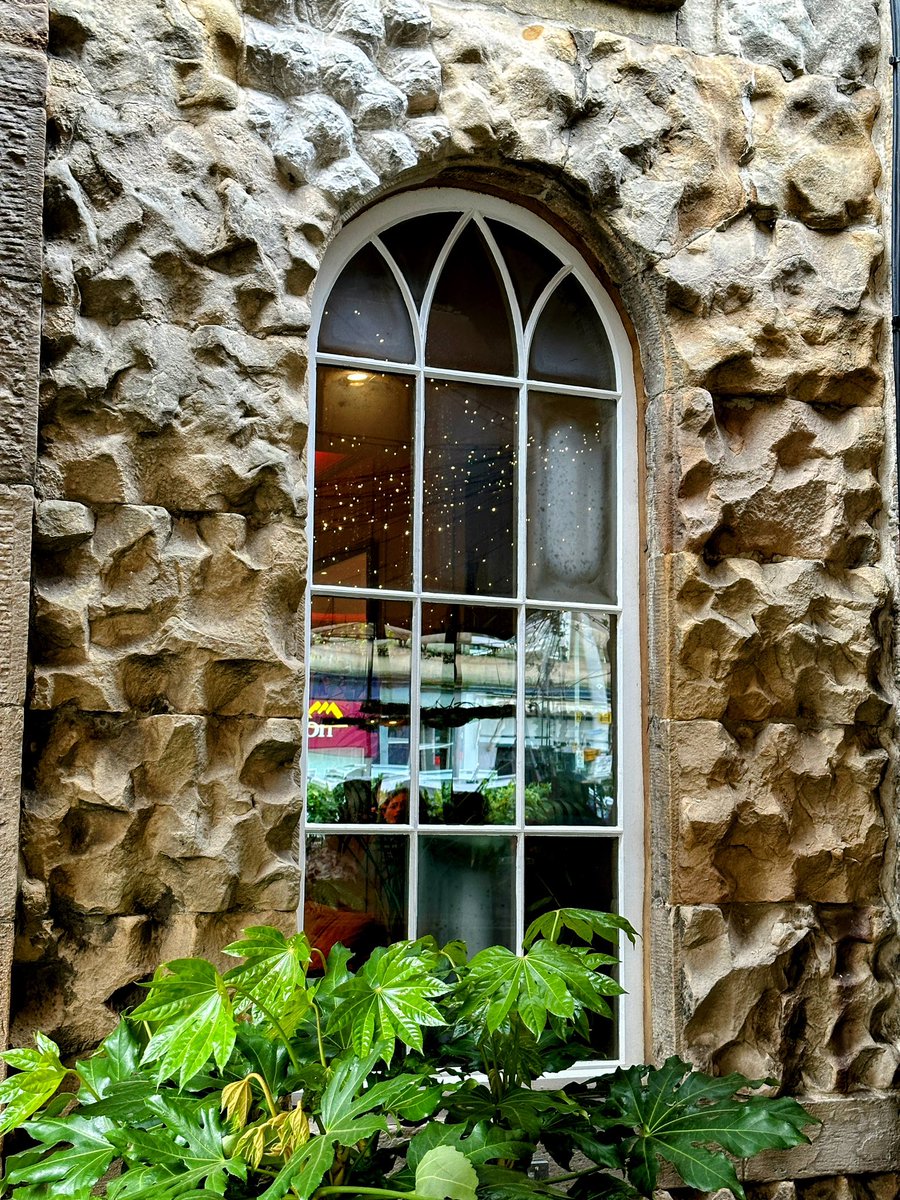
311,189,627,396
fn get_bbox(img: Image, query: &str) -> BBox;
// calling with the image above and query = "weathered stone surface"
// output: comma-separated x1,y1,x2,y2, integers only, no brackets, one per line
720,0,880,84
0,278,41,482
0,706,23,922
0,486,33,706
32,507,305,715
678,905,900,1093
0,47,46,283
0,0,48,51
33,499,94,548
671,721,886,904
666,553,888,724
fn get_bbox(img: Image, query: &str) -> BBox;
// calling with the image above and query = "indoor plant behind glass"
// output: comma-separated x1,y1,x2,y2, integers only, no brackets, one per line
0,909,815,1200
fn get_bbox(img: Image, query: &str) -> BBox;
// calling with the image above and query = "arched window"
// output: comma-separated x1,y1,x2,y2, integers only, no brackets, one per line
303,191,643,1064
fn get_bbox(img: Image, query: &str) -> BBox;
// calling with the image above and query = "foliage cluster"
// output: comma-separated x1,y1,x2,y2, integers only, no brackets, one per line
0,909,814,1200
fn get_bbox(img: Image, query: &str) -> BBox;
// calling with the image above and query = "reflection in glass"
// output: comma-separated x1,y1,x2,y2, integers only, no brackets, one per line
418,835,515,953
524,611,615,826
314,369,413,589
307,596,413,825
380,213,461,309
423,381,517,596
419,605,517,824
318,243,415,362
529,275,615,389
426,222,515,376
527,392,616,604
486,219,562,323
524,835,616,1056
304,834,408,963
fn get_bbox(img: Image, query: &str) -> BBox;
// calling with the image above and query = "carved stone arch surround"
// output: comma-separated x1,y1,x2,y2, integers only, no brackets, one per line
17,0,900,1183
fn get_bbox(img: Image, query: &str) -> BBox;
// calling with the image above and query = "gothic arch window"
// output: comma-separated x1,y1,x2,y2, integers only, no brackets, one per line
303,190,643,1065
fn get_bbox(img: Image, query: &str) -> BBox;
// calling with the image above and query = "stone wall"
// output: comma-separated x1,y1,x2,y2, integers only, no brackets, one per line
11,0,899,1184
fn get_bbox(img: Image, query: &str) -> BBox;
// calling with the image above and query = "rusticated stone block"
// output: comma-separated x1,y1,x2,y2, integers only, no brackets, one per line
0,485,33,706
0,277,41,482
677,904,900,1094
11,907,296,1054
671,721,886,904
41,322,308,513
663,389,883,563
660,220,884,404
668,553,889,724
0,706,23,921
0,47,45,283
31,506,305,715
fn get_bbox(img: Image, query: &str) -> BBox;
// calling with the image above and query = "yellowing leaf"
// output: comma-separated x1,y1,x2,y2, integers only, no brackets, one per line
415,1145,478,1200
221,1077,253,1129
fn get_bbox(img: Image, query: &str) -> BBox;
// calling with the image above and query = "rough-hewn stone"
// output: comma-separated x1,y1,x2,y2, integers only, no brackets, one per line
18,5,898,1194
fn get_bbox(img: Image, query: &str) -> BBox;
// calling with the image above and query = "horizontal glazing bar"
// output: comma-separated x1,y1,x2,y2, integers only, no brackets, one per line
309,583,622,614
305,823,623,836
316,355,622,400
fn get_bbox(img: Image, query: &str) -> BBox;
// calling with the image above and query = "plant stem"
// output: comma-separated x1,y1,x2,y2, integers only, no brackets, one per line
312,1001,328,1070
548,1165,604,1183
73,1071,102,1103
248,1071,279,1119
229,985,301,1072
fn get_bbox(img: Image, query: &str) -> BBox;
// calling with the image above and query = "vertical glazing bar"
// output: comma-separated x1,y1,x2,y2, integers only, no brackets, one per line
408,596,422,939
298,368,319,932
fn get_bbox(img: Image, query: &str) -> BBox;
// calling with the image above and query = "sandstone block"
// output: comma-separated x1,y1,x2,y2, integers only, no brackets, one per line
677,904,899,1093
33,499,95,548
670,720,886,904
32,507,305,715
659,388,883,563
0,485,32,706
667,553,888,724
21,709,302,923
0,0,48,50
0,47,45,283
0,706,23,921
720,0,879,83
0,277,41,483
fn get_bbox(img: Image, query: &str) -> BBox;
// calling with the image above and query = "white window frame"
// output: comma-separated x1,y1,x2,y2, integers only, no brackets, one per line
302,188,645,1071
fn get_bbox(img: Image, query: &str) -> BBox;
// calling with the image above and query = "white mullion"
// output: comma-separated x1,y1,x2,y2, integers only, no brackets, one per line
524,265,570,347
420,213,469,339
515,605,526,953
408,596,422,939
374,236,424,365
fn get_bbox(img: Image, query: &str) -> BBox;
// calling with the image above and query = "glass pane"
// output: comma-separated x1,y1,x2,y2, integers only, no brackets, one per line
380,212,460,310
426,222,515,375
305,834,408,964
419,604,517,824
318,243,415,362
418,835,516,953
524,610,616,826
526,391,616,604
423,380,517,596
529,275,615,388
486,218,562,323
314,368,413,590
525,835,617,1057
307,596,413,824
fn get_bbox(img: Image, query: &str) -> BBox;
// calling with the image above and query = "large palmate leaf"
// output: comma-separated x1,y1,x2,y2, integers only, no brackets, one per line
523,908,636,951
107,1093,246,1199
0,1034,69,1134
133,959,236,1086
407,1121,532,1173
224,926,312,1015
415,1145,478,1200
594,1057,815,1200
328,942,447,1060
258,1133,336,1200
76,1023,142,1102
5,1114,116,1196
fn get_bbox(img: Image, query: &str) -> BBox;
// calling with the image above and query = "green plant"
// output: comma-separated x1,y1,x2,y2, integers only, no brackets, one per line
0,910,815,1200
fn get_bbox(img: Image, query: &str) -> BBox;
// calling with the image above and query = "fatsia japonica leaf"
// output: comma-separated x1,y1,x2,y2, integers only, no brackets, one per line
415,1145,478,1200
407,1121,533,1173
523,908,637,951
599,1057,815,1200
76,1022,142,1102
328,942,447,1061
4,1114,116,1196
258,1133,336,1200
223,926,312,1015
0,1034,69,1134
132,959,236,1086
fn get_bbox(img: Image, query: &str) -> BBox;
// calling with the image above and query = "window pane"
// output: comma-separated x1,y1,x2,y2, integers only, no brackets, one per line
524,610,616,826
526,392,616,604
314,368,412,589
419,604,517,824
380,212,460,310
305,834,408,963
529,275,615,389
308,596,412,825
524,835,617,1057
318,243,415,362
423,380,517,597
418,835,516,952
426,222,515,375
486,218,562,323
